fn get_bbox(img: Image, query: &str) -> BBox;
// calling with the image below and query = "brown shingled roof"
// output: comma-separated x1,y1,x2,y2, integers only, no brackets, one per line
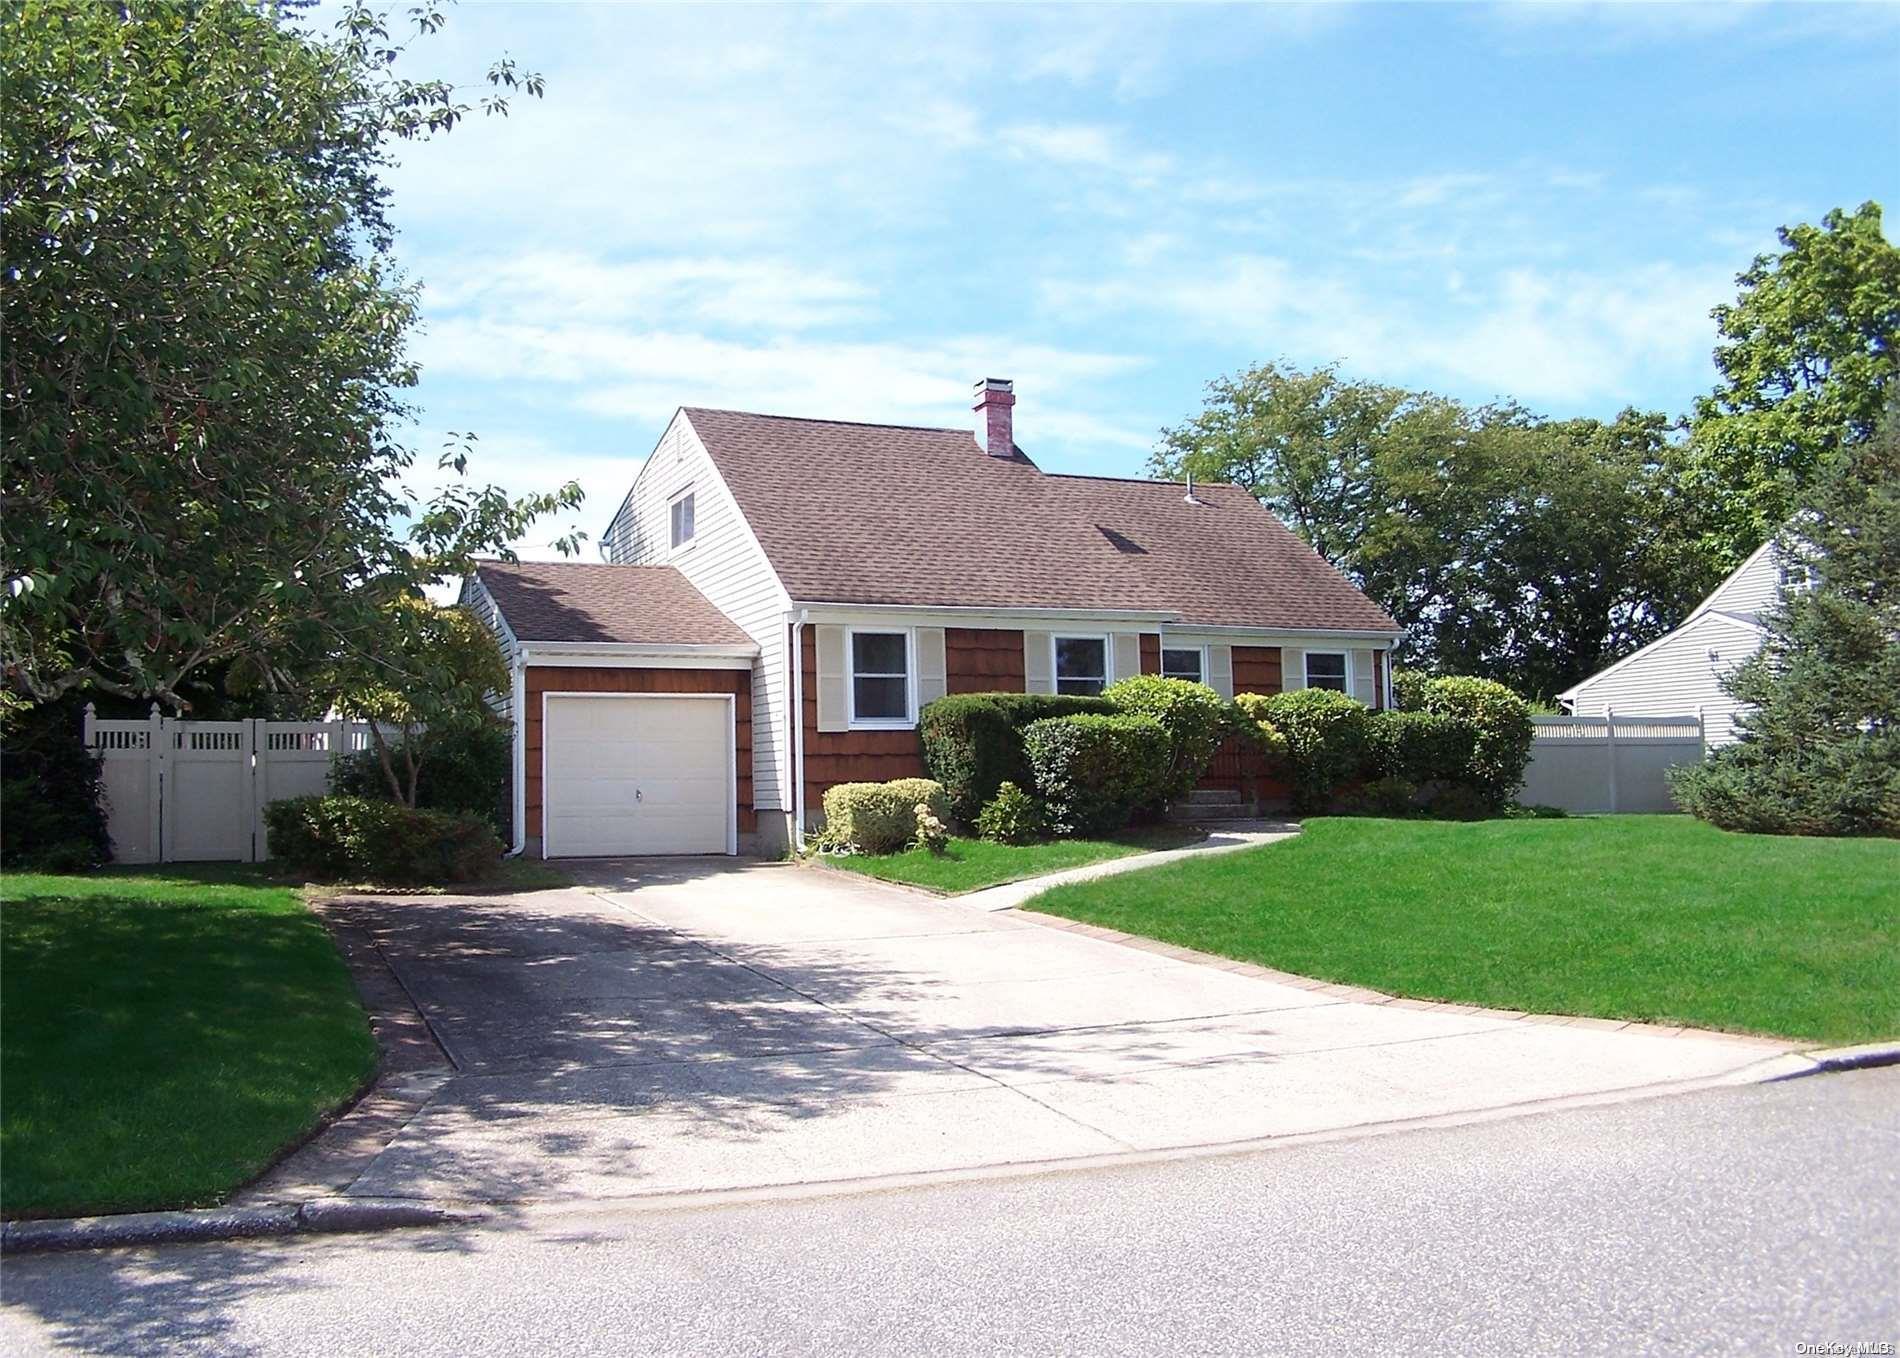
683,408,1399,633
473,561,755,648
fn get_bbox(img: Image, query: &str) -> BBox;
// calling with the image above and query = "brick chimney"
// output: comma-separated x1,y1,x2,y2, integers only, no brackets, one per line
973,378,1015,457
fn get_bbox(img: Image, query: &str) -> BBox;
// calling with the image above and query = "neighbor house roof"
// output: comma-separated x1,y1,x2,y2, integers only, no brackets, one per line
684,408,1399,633
472,560,755,649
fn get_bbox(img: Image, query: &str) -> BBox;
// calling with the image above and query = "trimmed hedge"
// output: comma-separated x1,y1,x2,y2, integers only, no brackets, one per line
920,692,1116,821
819,778,951,854
264,795,502,884
1417,676,1534,809
1241,689,1370,814
1022,713,1169,836
1364,710,1478,787
1101,675,1227,804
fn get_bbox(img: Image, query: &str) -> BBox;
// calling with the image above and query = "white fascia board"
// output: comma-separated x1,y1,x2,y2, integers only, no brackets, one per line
793,602,1181,630
1167,624,1403,643
518,642,758,670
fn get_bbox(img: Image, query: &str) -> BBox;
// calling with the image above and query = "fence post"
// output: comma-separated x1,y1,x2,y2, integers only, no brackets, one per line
1696,704,1706,757
150,702,168,861
1604,705,1619,814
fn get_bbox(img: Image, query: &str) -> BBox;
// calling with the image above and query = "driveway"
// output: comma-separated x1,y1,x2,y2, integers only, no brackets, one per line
282,859,1800,1206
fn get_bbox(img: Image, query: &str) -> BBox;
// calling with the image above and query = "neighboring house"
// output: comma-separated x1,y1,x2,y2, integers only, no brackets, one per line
462,379,1401,857
1557,536,1808,745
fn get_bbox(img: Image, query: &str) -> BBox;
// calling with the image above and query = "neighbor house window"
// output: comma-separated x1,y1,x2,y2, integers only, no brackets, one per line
1161,646,1205,684
1054,635,1109,696
669,491,696,550
1304,651,1349,692
849,629,913,726
1778,559,1812,593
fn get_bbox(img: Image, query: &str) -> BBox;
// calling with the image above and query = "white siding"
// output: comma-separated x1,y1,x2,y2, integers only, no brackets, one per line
1567,612,1765,745
606,412,793,809
459,572,518,721
1705,539,1785,617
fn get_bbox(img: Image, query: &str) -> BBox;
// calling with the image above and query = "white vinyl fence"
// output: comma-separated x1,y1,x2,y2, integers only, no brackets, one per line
1520,711,1706,815
84,704,391,864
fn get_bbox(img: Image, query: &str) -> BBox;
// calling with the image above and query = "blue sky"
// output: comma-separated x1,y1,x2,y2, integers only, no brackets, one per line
359,1,1898,557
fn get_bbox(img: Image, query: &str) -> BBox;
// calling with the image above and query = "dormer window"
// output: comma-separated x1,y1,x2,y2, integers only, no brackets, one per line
669,490,696,550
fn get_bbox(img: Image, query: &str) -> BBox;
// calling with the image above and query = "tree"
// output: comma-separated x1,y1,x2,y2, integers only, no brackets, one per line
1,1,580,712
1688,202,1900,562
327,596,508,810
1669,406,1900,836
1152,362,1711,700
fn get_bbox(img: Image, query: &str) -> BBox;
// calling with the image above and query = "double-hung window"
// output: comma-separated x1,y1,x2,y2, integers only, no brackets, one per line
1304,650,1349,693
849,630,913,726
1054,635,1109,696
1161,645,1205,684
669,490,696,550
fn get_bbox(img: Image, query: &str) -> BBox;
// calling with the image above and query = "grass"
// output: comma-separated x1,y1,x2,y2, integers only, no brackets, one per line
826,826,1203,895
1031,816,1900,1044
1,866,378,1220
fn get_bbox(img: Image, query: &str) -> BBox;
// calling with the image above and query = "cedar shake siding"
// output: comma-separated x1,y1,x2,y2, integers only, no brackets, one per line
1233,645,1283,696
524,666,754,838
946,627,1026,694
1139,634,1160,674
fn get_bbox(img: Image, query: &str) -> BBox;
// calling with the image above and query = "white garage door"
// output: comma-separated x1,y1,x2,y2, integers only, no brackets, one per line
544,695,732,857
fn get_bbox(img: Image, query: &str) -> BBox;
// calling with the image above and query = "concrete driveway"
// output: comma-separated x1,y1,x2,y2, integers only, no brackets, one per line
284,858,1799,1207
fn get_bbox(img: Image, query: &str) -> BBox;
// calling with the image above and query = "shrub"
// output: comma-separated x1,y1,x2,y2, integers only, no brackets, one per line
1390,667,1431,713
912,801,949,855
1246,689,1370,813
818,779,951,854
1669,735,1900,837
264,795,502,884
975,781,1048,845
1506,802,1569,819
1230,694,1290,763
1021,713,1169,836
1340,775,1420,817
1102,675,1227,804
1364,710,1479,786
919,692,1117,821
0,697,111,870
330,722,512,836
1424,783,1496,822
1417,676,1534,809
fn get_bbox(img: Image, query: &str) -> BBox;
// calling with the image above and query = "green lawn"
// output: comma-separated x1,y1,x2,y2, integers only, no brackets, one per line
826,827,1203,895
1031,816,1900,1044
1,867,378,1219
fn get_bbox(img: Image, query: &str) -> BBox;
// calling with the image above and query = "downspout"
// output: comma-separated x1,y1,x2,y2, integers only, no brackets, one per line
789,609,810,852
507,652,528,857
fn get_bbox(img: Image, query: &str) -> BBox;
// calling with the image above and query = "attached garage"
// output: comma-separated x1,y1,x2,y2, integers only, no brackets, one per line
542,693,736,857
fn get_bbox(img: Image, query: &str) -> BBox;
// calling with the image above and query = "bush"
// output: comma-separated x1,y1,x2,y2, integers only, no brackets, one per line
975,781,1048,845
1669,735,1900,837
912,801,949,855
0,698,111,870
1340,775,1420,817
919,692,1117,821
330,722,511,837
264,795,502,884
1424,783,1496,822
818,779,951,854
1506,802,1570,819
1365,710,1479,786
1229,694,1290,763
1102,675,1227,804
1417,676,1534,809
1244,689,1370,814
1021,713,1169,836
1390,667,1431,713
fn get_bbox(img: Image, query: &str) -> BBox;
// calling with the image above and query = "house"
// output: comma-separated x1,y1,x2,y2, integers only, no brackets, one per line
462,379,1402,857
1556,536,1806,745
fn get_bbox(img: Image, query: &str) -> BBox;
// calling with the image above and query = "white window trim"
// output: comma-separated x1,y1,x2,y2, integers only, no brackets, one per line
845,625,917,730
1051,632,1112,696
1160,642,1209,684
1303,649,1352,693
668,487,697,554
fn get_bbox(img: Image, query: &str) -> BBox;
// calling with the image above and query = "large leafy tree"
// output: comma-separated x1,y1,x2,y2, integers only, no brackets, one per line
1,1,580,712
1688,202,1900,561
1153,363,1711,700
1670,407,1900,837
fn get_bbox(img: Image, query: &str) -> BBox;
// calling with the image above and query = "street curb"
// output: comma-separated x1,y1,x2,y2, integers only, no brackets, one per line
0,1199,489,1255
1768,1041,1900,1080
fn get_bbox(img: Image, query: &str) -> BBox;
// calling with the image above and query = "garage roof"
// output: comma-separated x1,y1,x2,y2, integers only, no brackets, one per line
473,561,755,649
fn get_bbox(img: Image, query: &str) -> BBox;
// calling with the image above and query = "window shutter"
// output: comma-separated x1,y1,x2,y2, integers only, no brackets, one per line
1023,631,1053,694
1208,644,1234,699
916,627,947,708
1111,633,1141,682
816,625,848,733
1351,649,1377,707
1282,648,1306,692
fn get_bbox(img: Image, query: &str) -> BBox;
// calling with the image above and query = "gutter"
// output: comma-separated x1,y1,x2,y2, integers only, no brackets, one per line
507,654,527,858
790,608,809,852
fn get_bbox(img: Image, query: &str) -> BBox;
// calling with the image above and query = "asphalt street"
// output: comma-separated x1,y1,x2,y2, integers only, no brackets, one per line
3,1066,1895,1357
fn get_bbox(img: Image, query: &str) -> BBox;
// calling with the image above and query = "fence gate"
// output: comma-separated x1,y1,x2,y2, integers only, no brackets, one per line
84,705,382,864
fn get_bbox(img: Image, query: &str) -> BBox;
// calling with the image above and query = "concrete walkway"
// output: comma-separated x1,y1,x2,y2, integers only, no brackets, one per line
261,857,1804,1210
958,820,1298,911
